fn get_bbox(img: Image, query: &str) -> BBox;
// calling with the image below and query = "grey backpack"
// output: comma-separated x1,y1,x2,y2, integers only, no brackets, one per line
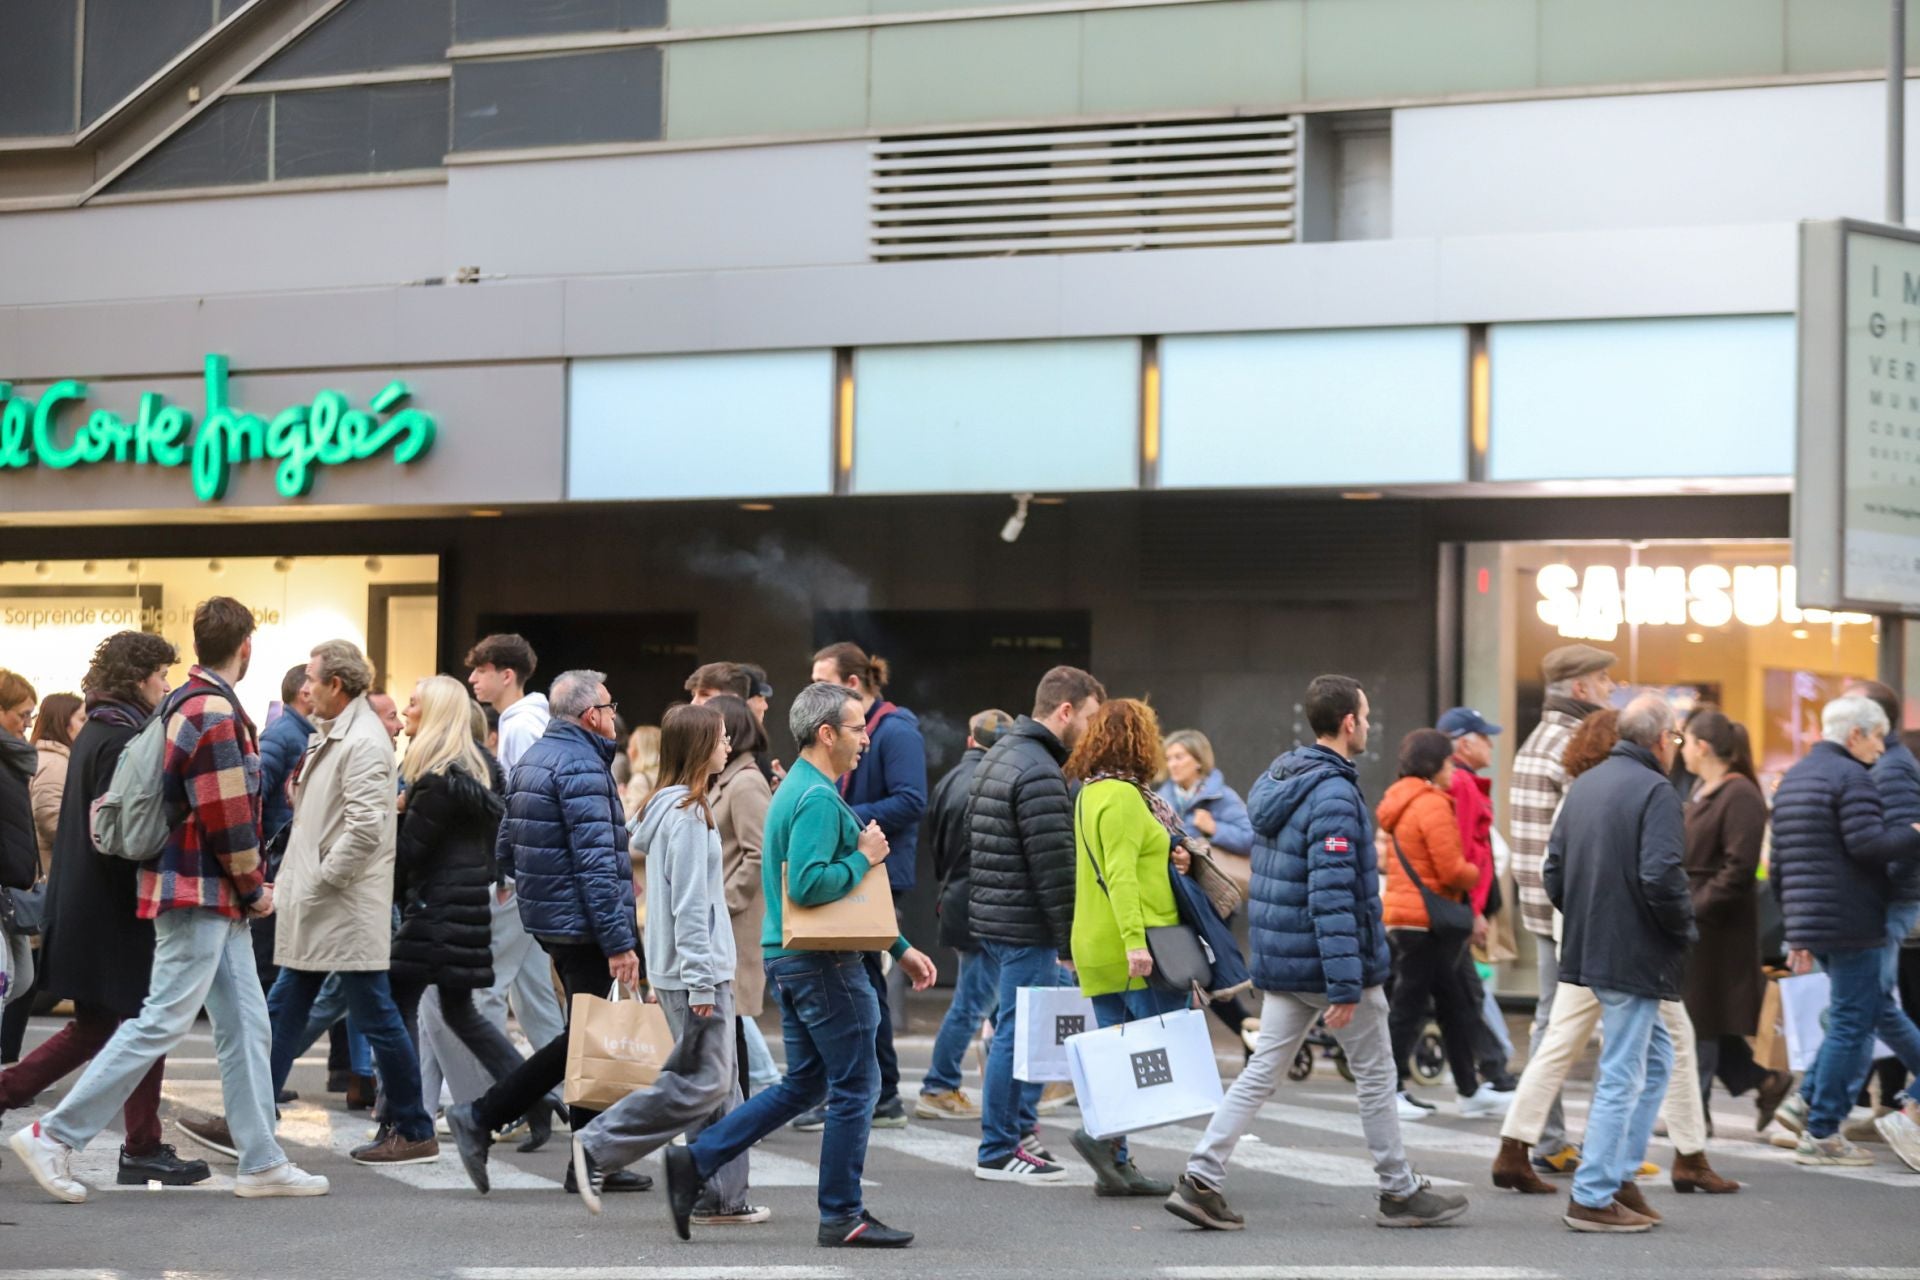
91,689,192,863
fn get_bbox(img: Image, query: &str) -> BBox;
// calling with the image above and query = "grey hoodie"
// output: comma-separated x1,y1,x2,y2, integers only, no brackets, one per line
635,784,734,1003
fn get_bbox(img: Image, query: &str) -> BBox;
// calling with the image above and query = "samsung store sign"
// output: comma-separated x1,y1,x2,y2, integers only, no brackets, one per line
1536,562,1874,641
0,354,436,503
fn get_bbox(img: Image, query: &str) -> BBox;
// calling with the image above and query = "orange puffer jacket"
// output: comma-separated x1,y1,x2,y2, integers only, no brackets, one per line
1375,776,1478,930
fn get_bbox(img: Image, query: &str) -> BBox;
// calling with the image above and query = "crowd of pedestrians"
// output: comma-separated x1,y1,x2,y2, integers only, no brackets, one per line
1,603,1918,1248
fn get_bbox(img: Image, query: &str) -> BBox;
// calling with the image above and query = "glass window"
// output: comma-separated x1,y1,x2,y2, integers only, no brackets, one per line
251,0,451,81
273,82,449,179
451,47,661,150
82,0,210,123
453,0,665,43
0,0,79,135
110,96,270,193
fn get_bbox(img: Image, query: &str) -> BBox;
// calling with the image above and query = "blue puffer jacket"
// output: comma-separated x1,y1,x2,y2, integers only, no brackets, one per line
842,702,929,891
258,708,314,860
1771,740,1920,952
1871,736,1920,904
1245,743,1390,1006
1157,768,1255,856
498,719,637,956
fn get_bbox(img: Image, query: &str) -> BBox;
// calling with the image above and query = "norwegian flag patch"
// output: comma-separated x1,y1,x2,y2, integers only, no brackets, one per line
1324,837,1351,853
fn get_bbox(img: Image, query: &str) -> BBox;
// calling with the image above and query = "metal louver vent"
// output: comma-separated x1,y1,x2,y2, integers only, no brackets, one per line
869,116,1297,261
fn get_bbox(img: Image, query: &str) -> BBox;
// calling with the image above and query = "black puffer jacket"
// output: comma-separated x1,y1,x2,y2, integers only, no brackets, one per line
0,732,38,891
965,718,1075,953
391,759,505,989
1771,739,1920,952
929,747,984,952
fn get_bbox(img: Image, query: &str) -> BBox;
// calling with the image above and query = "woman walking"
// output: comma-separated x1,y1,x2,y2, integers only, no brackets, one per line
708,695,780,1096
1,693,84,1062
1680,707,1792,1123
0,636,209,1185
1158,728,1262,1053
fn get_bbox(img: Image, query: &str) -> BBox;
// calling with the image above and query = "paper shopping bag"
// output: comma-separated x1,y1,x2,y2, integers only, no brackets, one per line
563,985,675,1111
1778,970,1894,1073
781,862,897,951
1748,972,1787,1073
1013,986,1098,1083
1065,1007,1224,1140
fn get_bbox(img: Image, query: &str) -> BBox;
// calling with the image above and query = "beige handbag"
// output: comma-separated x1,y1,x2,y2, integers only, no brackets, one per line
781,861,897,950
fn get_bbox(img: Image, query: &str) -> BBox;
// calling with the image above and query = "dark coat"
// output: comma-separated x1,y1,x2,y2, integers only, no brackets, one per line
391,760,505,989
258,707,314,864
499,719,637,956
0,733,37,891
1871,736,1920,904
1245,743,1391,1006
1681,774,1767,1037
1545,742,1695,1002
966,717,1076,954
1771,740,1920,952
38,707,151,1016
841,702,929,891
928,747,984,951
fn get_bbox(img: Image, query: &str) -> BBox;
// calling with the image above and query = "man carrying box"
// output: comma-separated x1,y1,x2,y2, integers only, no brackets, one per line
663,681,937,1250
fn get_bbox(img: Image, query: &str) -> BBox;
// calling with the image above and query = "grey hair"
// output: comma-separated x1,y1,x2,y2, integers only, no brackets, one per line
1616,694,1671,751
309,640,374,700
790,680,859,749
1823,695,1890,745
550,669,607,722
1545,678,1577,698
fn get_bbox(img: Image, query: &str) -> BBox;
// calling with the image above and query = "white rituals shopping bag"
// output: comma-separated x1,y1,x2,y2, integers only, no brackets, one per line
1013,986,1099,1083
1779,971,1893,1073
1065,1006,1224,1140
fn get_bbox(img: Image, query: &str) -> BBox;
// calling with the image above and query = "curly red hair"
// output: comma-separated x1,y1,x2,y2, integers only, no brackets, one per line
1066,698,1164,783
1561,708,1619,779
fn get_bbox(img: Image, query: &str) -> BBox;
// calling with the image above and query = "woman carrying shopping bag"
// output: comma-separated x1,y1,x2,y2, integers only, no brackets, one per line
1066,698,1189,1197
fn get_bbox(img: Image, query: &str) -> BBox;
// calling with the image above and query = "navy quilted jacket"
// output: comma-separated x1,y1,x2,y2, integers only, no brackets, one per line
498,719,637,956
1246,744,1390,1005
1770,740,1920,952
1871,736,1920,904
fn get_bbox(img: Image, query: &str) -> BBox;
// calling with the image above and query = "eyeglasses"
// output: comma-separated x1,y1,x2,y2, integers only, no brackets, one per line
592,701,619,716
834,721,869,735
10,708,34,725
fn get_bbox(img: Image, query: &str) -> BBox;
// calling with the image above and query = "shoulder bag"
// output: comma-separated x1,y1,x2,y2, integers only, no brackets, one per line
1391,831,1475,945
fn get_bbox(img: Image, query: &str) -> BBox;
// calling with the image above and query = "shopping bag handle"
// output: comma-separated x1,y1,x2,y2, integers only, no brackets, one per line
604,980,641,1002
1116,975,1196,1034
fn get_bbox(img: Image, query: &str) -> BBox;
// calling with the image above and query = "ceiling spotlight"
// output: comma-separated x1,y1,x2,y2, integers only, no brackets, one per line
364,556,384,573
207,559,225,576
273,557,294,573
82,560,97,576
126,560,141,574
33,561,49,577
1001,493,1033,544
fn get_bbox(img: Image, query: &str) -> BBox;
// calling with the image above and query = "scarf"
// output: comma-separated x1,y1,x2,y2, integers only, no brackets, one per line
85,694,149,731
1544,694,1600,722
1087,771,1190,851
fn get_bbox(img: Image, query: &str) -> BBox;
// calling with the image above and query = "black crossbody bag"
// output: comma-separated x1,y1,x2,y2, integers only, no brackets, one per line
1391,832,1475,945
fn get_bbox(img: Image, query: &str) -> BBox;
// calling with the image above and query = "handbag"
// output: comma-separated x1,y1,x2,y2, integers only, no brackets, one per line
1390,832,1475,945
1,881,46,937
1183,840,1245,920
1077,790,1212,998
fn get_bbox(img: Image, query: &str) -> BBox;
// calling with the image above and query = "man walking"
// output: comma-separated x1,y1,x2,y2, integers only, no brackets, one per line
1437,706,1517,1092
1167,675,1467,1232
1543,694,1694,1233
253,663,316,996
446,670,647,1194
1770,694,1920,1167
1506,644,1615,1169
660,681,937,1248
967,666,1104,1182
11,598,328,1202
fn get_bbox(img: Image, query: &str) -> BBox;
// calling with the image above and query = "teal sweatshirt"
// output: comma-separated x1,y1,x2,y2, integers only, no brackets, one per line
760,755,909,960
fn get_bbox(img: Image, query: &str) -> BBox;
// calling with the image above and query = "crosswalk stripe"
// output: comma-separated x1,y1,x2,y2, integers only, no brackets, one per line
454,1269,853,1279
1159,1268,1556,1279
864,1123,1096,1185
1255,1101,1500,1159
1080,1122,1466,1189
744,1147,875,1189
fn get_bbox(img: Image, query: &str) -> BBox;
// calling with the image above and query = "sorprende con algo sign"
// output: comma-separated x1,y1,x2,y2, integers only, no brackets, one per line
0,354,436,502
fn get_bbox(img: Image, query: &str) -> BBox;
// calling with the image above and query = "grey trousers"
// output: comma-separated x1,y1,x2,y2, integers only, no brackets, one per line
579,983,749,1208
420,891,567,1110
1528,934,1569,1155
1187,986,1419,1198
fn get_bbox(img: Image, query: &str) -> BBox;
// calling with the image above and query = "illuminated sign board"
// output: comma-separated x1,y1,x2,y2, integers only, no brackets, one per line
1536,562,1874,641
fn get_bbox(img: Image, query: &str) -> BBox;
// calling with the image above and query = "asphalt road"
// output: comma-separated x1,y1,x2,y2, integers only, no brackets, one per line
0,1008,1916,1280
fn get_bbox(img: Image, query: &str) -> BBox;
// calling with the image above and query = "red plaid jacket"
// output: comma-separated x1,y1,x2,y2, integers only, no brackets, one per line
136,667,267,921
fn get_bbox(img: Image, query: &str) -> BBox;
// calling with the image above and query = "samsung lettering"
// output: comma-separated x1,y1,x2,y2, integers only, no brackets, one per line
0,354,436,502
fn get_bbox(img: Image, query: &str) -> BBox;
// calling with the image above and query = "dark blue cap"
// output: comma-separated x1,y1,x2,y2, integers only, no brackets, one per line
1437,707,1502,738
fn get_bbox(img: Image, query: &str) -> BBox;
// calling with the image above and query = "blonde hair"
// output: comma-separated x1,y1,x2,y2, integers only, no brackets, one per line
401,674,493,788
1163,728,1216,777
628,724,661,780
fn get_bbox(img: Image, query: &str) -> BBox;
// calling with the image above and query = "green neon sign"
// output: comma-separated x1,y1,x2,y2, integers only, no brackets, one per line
0,354,436,502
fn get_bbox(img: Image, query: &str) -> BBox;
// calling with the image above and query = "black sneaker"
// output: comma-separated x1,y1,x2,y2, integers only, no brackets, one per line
116,1143,212,1187
818,1209,914,1248
275,1088,299,1104
444,1103,493,1195
1165,1173,1245,1231
790,1104,828,1133
871,1095,909,1129
975,1147,1070,1182
565,1162,651,1194
663,1143,704,1241
1018,1128,1056,1162
1377,1178,1470,1228
175,1114,239,1161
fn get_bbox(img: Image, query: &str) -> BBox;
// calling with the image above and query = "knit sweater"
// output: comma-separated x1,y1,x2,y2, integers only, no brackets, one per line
1071,779,1180,997
760,756,908,960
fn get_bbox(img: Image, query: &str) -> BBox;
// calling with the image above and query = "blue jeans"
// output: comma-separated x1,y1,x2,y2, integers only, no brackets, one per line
268,968,432,1142
686,953,880,1224
977,941,1070,1163
1088,983,1192,1166
923,949,1001,1094
296,973,372,1076
1880,902,1920,1087
43,909,289,1175
1806,946,1888,1138
1571,988,1671,1210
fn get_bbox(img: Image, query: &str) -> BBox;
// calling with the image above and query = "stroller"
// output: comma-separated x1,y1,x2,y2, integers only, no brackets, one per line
1287,1011,1446,1085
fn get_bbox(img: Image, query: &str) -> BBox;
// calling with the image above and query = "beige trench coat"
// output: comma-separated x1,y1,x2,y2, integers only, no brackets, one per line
274,695,399,973
714,753,772,1016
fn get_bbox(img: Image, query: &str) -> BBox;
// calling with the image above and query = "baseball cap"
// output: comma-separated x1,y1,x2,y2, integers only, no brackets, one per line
1436,707,1502,739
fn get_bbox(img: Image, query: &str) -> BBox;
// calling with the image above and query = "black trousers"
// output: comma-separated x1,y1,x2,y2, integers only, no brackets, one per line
861,950,901,1104
470,940,612,1132
1457,948,1510,1077
384,976,529,1122
1874,945,1920,1104
1698,1033,1771,1104
0,957,41,1063
1387,928,1483,1096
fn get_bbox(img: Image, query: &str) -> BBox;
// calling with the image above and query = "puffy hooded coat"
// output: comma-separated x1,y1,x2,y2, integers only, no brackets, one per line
1376,776,1477,930
391,759,505,989
966,717,1076,953
1771,739,1920,952
498,719,637,956
1870,735,1920,905
1246,743,1391,1006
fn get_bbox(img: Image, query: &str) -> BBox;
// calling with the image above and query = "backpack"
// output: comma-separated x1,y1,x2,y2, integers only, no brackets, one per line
91,687,195,863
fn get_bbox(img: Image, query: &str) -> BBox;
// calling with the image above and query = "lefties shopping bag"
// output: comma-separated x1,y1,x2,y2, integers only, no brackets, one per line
1013,986,1099,1083
1749,971,1789,1073
781,862,897,951
1778,970,1894,1073
1065,1006,1224,1140
563,984,677,1111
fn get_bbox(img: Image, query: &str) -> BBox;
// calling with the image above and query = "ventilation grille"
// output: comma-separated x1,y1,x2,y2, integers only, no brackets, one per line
1136,499,1424,602
869,116,1297,261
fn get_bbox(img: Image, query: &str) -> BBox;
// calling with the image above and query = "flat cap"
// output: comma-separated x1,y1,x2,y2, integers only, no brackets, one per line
1542,643,1617,686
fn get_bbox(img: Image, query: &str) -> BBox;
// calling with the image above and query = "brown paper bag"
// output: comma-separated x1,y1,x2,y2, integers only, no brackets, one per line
563,985,675,1111
1748,971,1788,1073
782,862,897,950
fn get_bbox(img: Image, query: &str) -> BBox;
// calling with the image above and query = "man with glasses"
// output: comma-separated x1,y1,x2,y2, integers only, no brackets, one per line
446,670,646,1194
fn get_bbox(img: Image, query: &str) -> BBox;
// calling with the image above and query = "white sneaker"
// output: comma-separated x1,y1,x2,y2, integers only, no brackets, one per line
1776,1092,1808,1136
234,1161,331,1198
1396,1092,1433,1121
1876,1108,1920,1173
1457,1088,1513,1119
1239,1019,1262,1056
9,1122,87,1203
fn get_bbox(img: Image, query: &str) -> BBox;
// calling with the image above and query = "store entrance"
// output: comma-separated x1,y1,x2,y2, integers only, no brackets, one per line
473,611,699,732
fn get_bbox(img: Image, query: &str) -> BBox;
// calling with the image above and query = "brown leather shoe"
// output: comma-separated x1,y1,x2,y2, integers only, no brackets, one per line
350,1132,440,1166
1613,1180,1663,1223
1492,1137,1555,1194
344,1073,378,1112
1671,1150,1740,1194
1563,1197,1654,1233
1754,1070,1794,1132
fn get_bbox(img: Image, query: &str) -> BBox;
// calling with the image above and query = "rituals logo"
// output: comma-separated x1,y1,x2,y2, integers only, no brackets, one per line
1054,1014,1085,1046
1130,1048,1173,1089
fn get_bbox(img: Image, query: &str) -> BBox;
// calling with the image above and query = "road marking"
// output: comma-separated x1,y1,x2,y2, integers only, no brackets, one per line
1160,1269,1556,1280
1255,1102,1500,1159
0,1271,125,1279
864,1123,1095,1185
741,1146,875,1188
455,1270,853,1280
1100,1123,1465,1189
1833,1271,1920,1279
